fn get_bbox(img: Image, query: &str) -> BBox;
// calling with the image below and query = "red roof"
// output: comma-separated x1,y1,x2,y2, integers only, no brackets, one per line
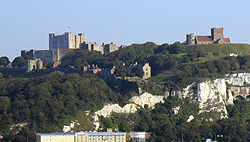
223,38,230,43
196,36,213,42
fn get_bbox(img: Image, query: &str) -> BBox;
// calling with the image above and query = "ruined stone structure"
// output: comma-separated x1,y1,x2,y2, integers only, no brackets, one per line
80,42,119,54
49,32,85,50
82,64,102,74
26,59,43,72
186,27,230,45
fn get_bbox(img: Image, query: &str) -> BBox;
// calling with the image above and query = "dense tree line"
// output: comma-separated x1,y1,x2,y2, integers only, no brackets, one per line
0,72,125,141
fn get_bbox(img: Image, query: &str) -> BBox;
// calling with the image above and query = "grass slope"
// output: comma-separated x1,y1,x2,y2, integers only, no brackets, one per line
186,44,250,57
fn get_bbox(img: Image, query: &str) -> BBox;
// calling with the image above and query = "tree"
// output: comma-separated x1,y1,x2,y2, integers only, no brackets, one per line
154,43,170,54
12,56,26,68
0,57,8,67
0,97,10,114
23,55,32,61
114,65,130,77
131,64,144,78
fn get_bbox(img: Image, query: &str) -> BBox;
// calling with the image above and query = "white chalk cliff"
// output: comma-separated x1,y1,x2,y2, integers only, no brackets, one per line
183,73,250,115
225,73,250,86
183,79,232,116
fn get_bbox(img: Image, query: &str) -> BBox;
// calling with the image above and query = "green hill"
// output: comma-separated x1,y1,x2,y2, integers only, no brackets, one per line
186,43,250,57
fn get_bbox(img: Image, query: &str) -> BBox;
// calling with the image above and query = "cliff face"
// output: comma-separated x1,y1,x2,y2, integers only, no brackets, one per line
183,79,233,116
183,73,250,115
225,73,250,86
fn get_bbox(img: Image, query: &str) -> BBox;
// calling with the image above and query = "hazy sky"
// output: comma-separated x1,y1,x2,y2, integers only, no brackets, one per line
1,1,250,61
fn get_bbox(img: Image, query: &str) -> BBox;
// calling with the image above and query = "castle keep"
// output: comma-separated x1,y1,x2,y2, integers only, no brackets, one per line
186,27,230,45
49,32,86,50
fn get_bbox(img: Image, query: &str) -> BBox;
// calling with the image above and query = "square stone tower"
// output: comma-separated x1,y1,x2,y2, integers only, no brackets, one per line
211,27,223,41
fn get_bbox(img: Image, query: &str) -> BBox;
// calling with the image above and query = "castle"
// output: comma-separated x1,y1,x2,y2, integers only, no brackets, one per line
21,32,122,63
186,27,230,45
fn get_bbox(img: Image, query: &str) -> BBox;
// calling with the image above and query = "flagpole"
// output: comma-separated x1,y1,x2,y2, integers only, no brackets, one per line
68,26,70,33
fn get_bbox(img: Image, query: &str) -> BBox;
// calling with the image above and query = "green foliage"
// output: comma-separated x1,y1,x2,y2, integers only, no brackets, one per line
168,42,186,54
61,50,103,69
114,65,130,77
0,56,9,67
12,56,26,68
0,72,123,140
130,64,144,78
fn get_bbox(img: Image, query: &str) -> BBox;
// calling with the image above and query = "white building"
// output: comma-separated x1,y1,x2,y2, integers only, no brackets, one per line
36,132,126,142
129,132,146,142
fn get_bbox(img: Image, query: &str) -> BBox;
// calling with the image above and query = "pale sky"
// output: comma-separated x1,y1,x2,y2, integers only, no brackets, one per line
1,0,250,61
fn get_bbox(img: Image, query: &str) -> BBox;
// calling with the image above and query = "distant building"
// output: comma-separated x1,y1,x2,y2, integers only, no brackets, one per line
83,64,102,74
36,131,126,142
186,27,230,45
129,132,146,142
26,59,43,72
142,63,151,79
227,53,237,57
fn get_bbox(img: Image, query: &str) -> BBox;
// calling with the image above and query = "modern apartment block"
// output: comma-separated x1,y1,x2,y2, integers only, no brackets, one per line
36,132,126,142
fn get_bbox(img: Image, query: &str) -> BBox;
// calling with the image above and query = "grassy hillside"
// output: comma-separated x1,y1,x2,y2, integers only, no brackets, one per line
186,43,250,57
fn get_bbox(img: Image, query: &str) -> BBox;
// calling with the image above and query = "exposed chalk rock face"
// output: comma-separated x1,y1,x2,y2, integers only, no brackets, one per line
10,122,31,130
129,92,165,108
183,79,234,115
225,73,250,86
187,115,194,122
90,92,164,131
95,104,138,118
172,106,180,115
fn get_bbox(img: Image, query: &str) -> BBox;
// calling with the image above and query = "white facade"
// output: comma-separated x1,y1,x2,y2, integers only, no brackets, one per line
129,132,146,142
36,132,126,142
